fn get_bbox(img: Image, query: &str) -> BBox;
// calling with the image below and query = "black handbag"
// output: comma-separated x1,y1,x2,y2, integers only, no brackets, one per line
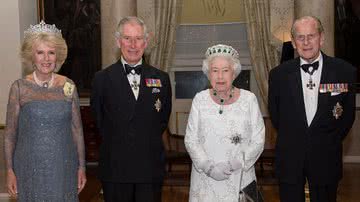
238,180,264,202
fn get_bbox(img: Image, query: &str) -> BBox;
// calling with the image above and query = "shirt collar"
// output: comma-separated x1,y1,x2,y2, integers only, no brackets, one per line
300,52,322,66
121,57,142,68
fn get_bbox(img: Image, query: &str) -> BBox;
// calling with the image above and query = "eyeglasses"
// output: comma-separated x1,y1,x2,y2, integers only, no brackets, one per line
294,33,320,43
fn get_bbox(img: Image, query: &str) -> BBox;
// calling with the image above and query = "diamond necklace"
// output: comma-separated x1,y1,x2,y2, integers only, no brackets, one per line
33,71,54,88
212,86,234,114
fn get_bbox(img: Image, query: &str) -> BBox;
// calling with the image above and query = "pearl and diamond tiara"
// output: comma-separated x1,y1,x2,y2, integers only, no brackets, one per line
205,44,239,59
24,20,62,38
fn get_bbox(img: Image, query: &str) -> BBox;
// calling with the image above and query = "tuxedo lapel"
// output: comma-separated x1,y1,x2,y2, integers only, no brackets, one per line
288,59,308,127
108,61,136,119
137,67,148,103
137,64,157,103
309,55,331,127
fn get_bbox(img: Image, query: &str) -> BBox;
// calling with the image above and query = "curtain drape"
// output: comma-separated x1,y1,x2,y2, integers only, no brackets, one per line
141,0,183,72
244,0,279,107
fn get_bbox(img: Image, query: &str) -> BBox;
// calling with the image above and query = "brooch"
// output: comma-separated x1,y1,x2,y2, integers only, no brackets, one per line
230,134,243,145
63,82,75,98
332,102,343,120
152,88,160,93
154,98,161,112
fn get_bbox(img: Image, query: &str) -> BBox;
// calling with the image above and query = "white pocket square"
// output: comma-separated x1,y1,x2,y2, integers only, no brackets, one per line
331,92,341,96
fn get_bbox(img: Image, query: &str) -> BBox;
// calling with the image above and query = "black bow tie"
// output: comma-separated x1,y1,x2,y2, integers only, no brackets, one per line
300,61,319,75
124,64,142,75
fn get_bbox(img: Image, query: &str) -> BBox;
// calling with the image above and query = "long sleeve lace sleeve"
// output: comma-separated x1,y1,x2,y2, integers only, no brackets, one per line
71,86,86,171
238,94,265,171
184,95,210,173
4,81,20,171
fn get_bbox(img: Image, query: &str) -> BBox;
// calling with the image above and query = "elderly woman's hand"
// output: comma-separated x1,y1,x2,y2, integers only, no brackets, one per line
207,162,232,181
6,169,17,197
77,168,87,194
228,159,242,172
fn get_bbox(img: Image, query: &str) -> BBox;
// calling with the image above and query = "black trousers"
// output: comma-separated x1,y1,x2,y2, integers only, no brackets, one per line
102,182,162,202
279,150,339,202
279,181,338,202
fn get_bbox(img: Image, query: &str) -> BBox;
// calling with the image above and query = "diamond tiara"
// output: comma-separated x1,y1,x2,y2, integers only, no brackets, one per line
24,20,62,38
205,44,239,59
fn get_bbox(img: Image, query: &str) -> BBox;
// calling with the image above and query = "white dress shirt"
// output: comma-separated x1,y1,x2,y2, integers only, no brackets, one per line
121,57,142,100
300,53,323,126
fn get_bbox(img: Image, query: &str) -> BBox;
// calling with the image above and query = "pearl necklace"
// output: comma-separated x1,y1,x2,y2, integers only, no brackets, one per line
212,86,234,114
33,71,54,88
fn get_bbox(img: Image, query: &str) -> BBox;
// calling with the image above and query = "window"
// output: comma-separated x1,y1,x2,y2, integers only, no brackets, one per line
169,23,253,134
171,22,251,99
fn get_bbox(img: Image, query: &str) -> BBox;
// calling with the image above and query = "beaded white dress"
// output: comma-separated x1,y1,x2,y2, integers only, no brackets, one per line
185,89,265,202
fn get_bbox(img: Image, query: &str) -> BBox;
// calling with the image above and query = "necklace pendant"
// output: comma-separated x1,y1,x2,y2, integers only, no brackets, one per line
43,82,49,88
219,109,223,114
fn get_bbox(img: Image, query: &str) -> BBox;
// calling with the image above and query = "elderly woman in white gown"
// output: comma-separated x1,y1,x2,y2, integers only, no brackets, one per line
184,44,265,202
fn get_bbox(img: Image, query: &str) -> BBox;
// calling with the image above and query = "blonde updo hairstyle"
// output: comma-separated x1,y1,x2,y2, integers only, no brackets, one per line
20,32,68,72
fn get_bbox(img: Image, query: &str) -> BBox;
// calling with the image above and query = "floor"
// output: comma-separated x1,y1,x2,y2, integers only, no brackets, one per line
77,163,360,202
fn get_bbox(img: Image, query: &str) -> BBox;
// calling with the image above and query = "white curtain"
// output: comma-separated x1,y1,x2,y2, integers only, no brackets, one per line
244,0,280,107
138,0,183,72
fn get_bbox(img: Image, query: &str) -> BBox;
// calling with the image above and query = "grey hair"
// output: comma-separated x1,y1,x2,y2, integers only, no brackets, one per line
202,55,242,79
291,15,324,39
114,16,149,40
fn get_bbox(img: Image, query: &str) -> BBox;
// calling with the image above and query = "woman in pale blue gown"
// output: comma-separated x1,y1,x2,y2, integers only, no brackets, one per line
4,21,86,201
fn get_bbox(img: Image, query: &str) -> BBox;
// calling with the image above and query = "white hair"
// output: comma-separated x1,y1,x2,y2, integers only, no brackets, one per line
202,54,242,79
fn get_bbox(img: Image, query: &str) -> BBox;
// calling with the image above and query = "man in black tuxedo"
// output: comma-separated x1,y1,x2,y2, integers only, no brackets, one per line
91,16,172,202
268,16,356,202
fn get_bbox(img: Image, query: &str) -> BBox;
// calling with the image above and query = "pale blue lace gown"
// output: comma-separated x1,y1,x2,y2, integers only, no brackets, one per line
4,76,85,202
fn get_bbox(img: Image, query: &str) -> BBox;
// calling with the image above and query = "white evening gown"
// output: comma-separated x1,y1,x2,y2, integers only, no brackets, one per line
185,89,265,202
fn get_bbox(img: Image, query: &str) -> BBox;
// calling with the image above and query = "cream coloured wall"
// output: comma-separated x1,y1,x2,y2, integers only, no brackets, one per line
100,0,136,68
0,0,37,124
180,0,245,24
0,1,21,124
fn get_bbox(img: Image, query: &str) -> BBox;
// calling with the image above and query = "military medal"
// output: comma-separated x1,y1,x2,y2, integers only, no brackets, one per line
332,102,343,119
307,77,316,90
146,78,162,87
299,63,319,90
319,83,348,93
130,79,139,90
154,98,161,112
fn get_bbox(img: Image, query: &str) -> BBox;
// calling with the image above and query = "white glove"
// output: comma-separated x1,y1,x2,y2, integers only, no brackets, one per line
207,162,232,181
197,160,212,173
228,159,242,172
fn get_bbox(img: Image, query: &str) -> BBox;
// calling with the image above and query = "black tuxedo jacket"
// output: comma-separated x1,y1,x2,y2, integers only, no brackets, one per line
268,54,356,185
91,60,172,183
